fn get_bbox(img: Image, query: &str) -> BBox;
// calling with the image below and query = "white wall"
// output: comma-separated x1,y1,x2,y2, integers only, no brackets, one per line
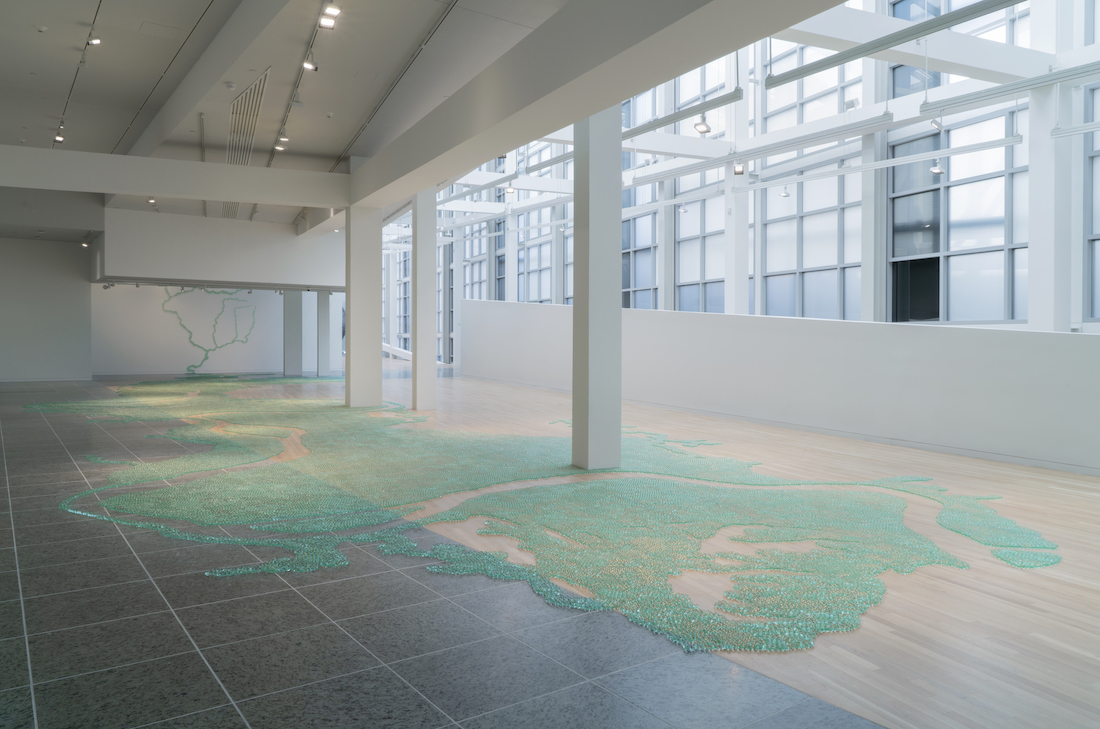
104,208,344,288
0,237,92,381
461,300,1100,476
92,285,283,376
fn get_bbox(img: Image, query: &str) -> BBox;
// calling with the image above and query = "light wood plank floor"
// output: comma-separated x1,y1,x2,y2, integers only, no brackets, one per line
247,365,1100,729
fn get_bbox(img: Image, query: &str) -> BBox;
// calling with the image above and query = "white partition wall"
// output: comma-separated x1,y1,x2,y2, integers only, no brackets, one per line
461,300,1100,476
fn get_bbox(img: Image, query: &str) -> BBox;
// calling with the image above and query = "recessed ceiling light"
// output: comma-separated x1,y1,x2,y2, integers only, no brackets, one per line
319,15,336,29
323,3,341,16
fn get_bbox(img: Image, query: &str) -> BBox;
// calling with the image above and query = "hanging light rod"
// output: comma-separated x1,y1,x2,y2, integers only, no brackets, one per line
623,86,743,139
746,134,1021,192
765,0,1020,90
631,112,894,187
1050,119,1100,138
920,60,1100,116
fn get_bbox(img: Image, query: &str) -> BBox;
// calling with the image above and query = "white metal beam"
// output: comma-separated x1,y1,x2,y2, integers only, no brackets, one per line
0,145,349,208
349,0,843,209
768,0,1029,88
777,6,1055,84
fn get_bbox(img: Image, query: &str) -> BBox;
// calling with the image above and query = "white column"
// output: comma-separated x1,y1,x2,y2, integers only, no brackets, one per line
283,290,303,377
504,210,518,302
411,188,437,410
572,105,622,470
1028,83,1073,332
317,291,330,377
728,163,751,315
861,132,888,321
656,180,676,309
345,206,384,407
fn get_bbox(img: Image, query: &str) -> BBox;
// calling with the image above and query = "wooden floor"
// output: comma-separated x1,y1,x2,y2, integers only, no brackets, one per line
365,362,1100,729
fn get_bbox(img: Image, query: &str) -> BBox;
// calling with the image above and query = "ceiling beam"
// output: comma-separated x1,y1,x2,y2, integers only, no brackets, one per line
776,7,1054,84
0,145,348,208
350,0,841,209
124,0,293,157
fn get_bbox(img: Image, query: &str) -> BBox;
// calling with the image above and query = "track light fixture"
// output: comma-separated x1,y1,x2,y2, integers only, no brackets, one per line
54,134,64,143
779,185,790,198
319,15,336,29
303,52,318,71
278,129,289,142
274,145,285,151
323,3,341,16
81,242,88,248
87,27,101,45
694,114,712,135
733,162,745,175
147,198,156,204
505,186,515,194
291,91,304,107
678,206,687,213
931,118,945,132
930,159,944,175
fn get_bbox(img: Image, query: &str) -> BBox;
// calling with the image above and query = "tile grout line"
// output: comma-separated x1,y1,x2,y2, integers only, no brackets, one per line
0,408,40,728
34,410,256,729
229,533,463,727
400,560,680,727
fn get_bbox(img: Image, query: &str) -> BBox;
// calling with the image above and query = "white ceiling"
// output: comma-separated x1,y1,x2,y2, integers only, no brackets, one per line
0,0,240,153
1,0,570,225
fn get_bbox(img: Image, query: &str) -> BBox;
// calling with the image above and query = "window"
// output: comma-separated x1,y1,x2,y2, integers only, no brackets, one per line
396,253,410,351
520,241,552,303
888,110,1028,322
676,199,725,312
623,213,657,308
763,44,861,139
762,162,862,319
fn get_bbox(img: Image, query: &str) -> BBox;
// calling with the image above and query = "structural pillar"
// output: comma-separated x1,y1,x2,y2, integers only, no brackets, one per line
283,290,303,377
861,132,888,321
1027,83,1072,332
728,162,751,315
572,104,622,470
411,188,437,411
317,291,330,377
345,206,384,407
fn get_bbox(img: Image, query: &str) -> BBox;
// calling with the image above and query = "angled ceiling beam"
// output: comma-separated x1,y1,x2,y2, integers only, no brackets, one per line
776,6,1055,84
124,0,292,157
0,145,348,208
350,0,842,209
766,0,1023,89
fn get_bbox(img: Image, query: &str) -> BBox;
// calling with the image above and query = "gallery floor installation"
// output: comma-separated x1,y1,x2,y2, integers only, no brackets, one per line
1,372,1095,729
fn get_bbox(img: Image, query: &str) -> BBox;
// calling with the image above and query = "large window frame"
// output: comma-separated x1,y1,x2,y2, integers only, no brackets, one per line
887,108,1029,323
761,160,863,319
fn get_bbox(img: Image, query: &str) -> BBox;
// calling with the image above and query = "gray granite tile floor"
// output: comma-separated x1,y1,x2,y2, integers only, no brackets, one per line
0,379,884,729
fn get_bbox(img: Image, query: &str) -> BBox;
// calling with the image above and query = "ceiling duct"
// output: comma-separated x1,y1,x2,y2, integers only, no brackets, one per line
216,70,269,219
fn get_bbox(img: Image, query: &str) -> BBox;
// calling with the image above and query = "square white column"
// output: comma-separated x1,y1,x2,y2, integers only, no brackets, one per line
411,188,437,411
1028,83,1072,332
317,291,330,377
283,290,303,377
345,206,384,407
572,105,622,470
